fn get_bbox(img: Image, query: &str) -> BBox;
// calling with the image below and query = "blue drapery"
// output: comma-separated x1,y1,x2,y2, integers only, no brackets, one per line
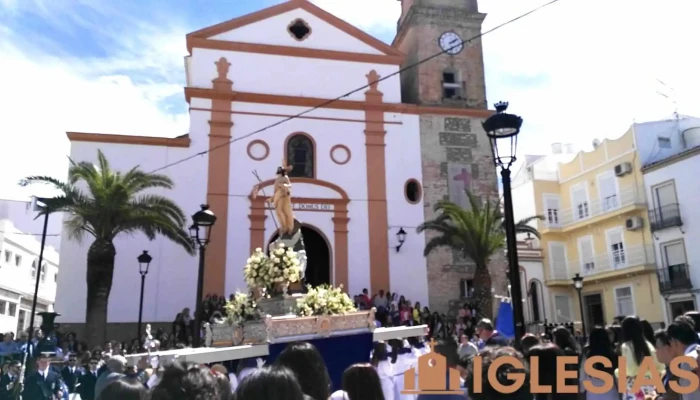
495,301,515,339
267,333,374,392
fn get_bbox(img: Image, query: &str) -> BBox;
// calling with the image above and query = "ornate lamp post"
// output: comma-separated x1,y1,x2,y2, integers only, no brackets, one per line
189,205,217,348
136,250,152,343
572,273,587,338
395,227,407,252
483,101,525,342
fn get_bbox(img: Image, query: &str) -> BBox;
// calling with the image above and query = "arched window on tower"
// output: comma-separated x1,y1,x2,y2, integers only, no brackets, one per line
442,68,463,100
286,134,315,178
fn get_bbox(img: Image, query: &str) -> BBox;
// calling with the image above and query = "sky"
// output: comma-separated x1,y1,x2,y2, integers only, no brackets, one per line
1,0,699,200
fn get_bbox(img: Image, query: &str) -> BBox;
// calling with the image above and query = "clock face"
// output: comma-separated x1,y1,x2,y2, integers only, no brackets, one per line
439,31,464,55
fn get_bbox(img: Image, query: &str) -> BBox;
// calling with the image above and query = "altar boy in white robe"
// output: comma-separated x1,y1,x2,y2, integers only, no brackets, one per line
370,342,395,400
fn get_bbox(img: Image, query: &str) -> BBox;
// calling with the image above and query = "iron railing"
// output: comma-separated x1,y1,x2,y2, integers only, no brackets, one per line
649,203,683,231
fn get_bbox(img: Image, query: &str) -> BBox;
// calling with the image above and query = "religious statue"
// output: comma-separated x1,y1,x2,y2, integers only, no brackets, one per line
144,324,155,354
270,162,295,235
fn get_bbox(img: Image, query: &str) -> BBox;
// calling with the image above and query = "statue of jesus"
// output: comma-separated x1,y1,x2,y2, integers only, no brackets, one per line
270,163,295,235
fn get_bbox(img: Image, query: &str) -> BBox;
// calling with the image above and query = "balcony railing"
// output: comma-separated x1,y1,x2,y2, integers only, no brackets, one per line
649,203,683,232
549,245,655,280
544,185,646,229
658,264,692,292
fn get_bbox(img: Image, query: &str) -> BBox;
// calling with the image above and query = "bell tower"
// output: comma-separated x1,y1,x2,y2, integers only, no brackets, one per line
394,0,487,109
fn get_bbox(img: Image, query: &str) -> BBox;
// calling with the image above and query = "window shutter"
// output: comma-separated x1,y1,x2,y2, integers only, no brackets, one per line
598,174,618,210
655,183,677,208
664,242,686,266
555,296,571,322
579,237,595,273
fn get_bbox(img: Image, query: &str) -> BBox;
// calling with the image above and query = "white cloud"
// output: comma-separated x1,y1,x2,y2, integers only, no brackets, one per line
0,5,190,197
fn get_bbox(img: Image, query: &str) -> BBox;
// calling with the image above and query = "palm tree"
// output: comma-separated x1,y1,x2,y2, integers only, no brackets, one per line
26,150,195,345
417,191,542,320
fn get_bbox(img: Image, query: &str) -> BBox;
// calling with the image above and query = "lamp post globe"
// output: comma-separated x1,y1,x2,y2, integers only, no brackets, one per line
190,205,217,247
483,101,526,343
191,204,216,347
482,101,523,169
572,273,587,338
137,250,152,275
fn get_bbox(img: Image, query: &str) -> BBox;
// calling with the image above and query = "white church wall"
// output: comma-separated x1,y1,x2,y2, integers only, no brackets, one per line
189,48,402,103
210,9,384,55
57,139,208,323
385,113,429,306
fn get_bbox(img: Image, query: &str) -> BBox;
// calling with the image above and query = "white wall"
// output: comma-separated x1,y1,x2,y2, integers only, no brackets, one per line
211,9,383,55
189,48,402,103
57,139,208,323
385,113,428,305
634,117,700,166
0,219,58,335
643,152,700,317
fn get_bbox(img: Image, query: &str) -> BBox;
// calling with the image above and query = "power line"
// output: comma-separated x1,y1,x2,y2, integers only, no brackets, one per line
0,231,61,236
149,0,562,174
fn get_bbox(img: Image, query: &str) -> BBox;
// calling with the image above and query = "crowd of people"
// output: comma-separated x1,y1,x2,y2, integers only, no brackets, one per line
6,292,700,400
353,288,481,341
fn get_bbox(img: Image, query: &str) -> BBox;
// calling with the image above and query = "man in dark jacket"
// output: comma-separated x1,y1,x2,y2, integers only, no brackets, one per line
22,353,64,400
78,356,101,400
60,354,83,393
476,319,510,347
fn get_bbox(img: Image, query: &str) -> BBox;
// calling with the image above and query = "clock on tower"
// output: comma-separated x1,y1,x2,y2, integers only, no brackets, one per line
394,0,487,109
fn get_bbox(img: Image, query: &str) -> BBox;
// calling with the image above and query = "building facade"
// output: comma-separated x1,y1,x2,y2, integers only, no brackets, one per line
516,238,551,331
512,128,662,329
640,117,700,322
56,0,499,331
0,216,59,336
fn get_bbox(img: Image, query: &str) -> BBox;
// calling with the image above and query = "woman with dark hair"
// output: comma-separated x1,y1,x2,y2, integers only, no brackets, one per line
233,367,304,400
151,362,221,400
552,326,579,356
580,326,618,400
641,319,656,344
100,377,150,400
342,363,385,400
274,342,331,400
528,344,577,400
617,316,664,400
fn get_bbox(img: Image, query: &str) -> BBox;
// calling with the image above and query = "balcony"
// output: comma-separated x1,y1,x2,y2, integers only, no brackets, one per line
649,203,683,232
658,264,692,292
543,185,646,232
548,245,655,283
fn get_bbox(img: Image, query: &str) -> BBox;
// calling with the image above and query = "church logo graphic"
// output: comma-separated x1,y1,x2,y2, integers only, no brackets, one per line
401,339,463,395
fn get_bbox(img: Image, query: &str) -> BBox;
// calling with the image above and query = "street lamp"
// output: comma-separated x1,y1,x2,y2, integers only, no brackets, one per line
572,273,587,337
190,204,217,348
483,101,526,343
395,227,407,253
137,250,152,343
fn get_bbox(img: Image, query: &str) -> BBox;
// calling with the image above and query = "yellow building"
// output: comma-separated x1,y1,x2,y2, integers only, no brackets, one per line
512,128,663,329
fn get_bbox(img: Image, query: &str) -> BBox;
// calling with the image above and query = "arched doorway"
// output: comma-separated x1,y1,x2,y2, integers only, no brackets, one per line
268,225,331,288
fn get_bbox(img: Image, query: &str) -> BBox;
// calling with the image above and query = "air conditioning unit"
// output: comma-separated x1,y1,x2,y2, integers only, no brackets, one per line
625,216,643,231
614,162,632,177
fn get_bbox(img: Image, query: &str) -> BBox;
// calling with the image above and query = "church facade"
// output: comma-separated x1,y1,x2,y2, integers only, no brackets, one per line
56,0,502,329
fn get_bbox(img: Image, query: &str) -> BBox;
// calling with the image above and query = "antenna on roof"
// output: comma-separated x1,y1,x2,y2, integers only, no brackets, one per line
656,78,681,135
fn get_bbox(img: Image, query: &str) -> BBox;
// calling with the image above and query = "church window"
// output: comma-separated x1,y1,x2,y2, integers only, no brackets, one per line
442,70,463,99
286,134,315,178
288,19,311,41
404,179,422,204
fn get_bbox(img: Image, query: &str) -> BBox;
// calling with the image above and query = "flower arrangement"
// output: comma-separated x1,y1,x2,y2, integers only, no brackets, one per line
297,284,357,317
224,291,261,325
268,242,302,286
243,248,270,289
